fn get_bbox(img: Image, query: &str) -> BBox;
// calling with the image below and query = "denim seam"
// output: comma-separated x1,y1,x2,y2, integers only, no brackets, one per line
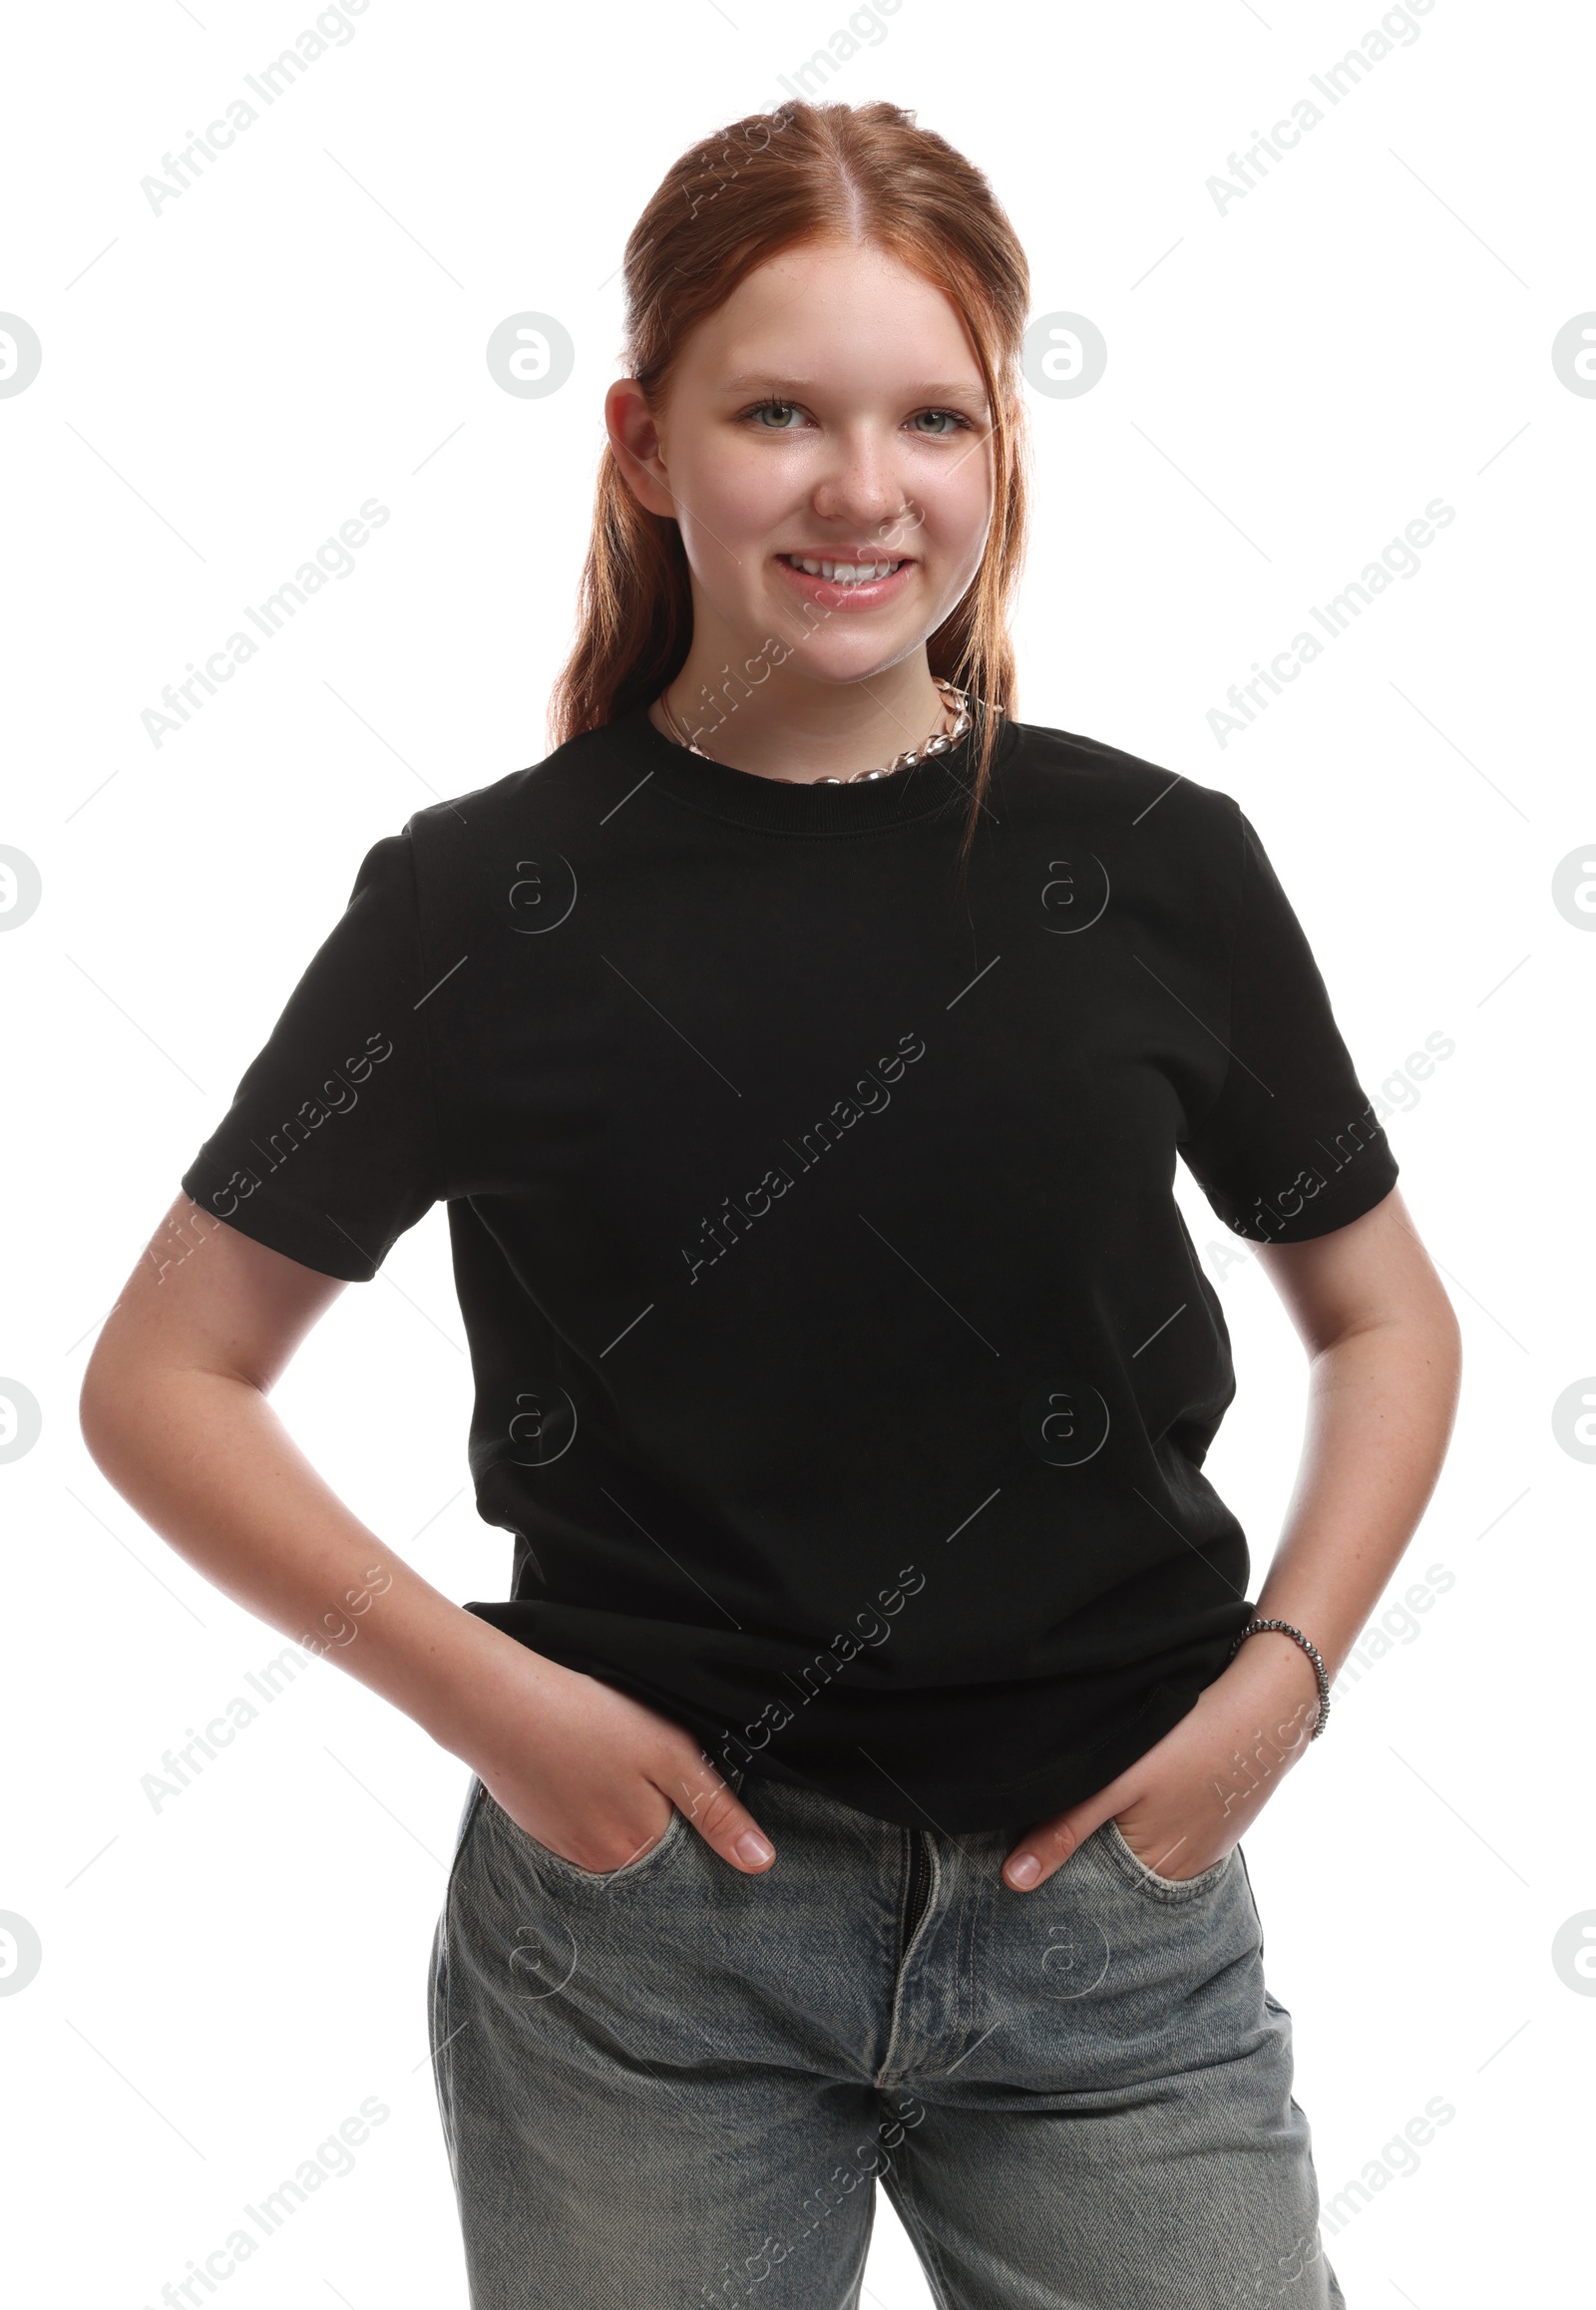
430,1775,486,2179
1235,1836,1268,1966
875,1831,941,2089
1099,1816,1233,1902
959,1843,978,2056
484,1784,688,1887
882,2161,959,2310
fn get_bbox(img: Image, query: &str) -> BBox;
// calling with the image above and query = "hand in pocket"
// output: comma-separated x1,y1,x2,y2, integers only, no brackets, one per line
462,1642,778,1877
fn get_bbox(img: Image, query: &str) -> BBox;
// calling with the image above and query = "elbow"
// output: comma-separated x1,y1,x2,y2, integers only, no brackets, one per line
1311,1277,1462,1382
77,1348,120,1476
1382,1285,1463,1414
1436,1291,1464,1395
1419,1270,1464,1374
78,1335,145,1483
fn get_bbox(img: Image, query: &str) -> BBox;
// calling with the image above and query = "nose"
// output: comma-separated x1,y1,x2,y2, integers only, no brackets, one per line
809,424,919,552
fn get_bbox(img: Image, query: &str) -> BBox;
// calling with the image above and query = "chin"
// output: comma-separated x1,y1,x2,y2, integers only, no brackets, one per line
758,624,927,682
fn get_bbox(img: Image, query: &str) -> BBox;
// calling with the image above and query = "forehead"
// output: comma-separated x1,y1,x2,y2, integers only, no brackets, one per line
682,239,986,391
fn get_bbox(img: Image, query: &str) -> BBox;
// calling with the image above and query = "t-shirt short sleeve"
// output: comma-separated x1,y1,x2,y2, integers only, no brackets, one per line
180,825,444,1281
1179,803,1398,1244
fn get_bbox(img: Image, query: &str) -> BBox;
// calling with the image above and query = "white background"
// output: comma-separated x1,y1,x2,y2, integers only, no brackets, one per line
2,0,1590,2302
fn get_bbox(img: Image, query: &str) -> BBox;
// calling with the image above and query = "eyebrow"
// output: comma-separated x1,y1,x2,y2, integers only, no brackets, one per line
718,374,989,401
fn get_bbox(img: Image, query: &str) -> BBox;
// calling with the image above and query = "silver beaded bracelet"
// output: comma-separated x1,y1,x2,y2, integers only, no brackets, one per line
1225,1617,1331,1740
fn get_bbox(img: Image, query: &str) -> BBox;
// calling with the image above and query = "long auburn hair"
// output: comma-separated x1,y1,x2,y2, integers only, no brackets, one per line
548,99,1032,869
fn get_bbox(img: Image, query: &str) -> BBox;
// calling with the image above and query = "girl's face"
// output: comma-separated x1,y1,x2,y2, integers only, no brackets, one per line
610,238,997,692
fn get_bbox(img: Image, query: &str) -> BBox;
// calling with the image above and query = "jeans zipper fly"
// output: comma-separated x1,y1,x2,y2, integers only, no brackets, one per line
903,1825,933,1952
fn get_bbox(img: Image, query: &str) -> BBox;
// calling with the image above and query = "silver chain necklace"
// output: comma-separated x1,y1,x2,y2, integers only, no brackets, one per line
656,677,972,785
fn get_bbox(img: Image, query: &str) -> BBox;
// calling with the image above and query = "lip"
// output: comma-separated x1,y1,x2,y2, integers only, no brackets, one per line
773,552,916,611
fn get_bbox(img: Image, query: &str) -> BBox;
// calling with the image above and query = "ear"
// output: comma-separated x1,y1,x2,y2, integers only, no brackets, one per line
605,378,675,521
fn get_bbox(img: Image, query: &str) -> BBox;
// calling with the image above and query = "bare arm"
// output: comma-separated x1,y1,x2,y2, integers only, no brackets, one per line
1246,1182,1462,1681
78,1195,777,1875
1003,1185,1462,1887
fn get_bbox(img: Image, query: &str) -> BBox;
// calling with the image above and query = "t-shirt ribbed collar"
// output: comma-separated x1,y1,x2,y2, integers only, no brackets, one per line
608,698,992,837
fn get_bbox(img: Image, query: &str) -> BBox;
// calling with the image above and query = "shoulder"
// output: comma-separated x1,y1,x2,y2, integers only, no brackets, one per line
325,728,630,945
996,717,1238,830
401,721,624,854
997,716,1241,839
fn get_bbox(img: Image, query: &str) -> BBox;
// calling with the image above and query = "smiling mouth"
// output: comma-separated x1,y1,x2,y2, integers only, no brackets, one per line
776,553,911,584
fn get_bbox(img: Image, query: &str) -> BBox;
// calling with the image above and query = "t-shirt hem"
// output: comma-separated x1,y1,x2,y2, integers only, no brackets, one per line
731,1674,1223,1834
462,1603,1243,1834
1222,1148,1399,1246
180,1168,378,1282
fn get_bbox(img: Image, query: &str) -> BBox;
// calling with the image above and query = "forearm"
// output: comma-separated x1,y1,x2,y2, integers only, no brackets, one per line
79,1360,538,1764
1251,1304,1462,1686
80,1329,781,1879
1080,1306,1464,1855
1007,1198,1465,1882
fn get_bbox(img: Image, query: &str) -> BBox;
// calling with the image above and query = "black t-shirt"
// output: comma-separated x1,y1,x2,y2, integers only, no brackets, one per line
181,703,1397,1831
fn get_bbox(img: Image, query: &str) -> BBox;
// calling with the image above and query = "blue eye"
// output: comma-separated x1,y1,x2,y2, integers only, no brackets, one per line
741,399,975,434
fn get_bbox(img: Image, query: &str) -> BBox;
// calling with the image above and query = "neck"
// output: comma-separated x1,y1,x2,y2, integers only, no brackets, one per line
650,648,949,785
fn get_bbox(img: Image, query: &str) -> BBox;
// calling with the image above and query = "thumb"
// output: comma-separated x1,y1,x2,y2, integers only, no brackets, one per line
662,1753,777,1874
1002,1794,1120,1892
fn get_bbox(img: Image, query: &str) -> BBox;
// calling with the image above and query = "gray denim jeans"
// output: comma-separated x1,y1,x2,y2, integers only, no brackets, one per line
428,1762,1345,2308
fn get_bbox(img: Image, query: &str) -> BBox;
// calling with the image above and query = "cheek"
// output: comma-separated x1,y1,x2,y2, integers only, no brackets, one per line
917,455,994,584
675,442,787,574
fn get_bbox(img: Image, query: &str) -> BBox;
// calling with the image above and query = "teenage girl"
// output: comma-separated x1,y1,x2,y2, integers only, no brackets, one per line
82,100,1460,2310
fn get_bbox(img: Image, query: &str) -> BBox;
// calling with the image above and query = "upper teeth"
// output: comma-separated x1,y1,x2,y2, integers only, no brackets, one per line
788,557,903,581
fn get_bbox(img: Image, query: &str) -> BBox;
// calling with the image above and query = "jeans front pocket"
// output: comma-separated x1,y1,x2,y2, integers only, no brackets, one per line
1099,1815,1235,1901
482,1786,690,1887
